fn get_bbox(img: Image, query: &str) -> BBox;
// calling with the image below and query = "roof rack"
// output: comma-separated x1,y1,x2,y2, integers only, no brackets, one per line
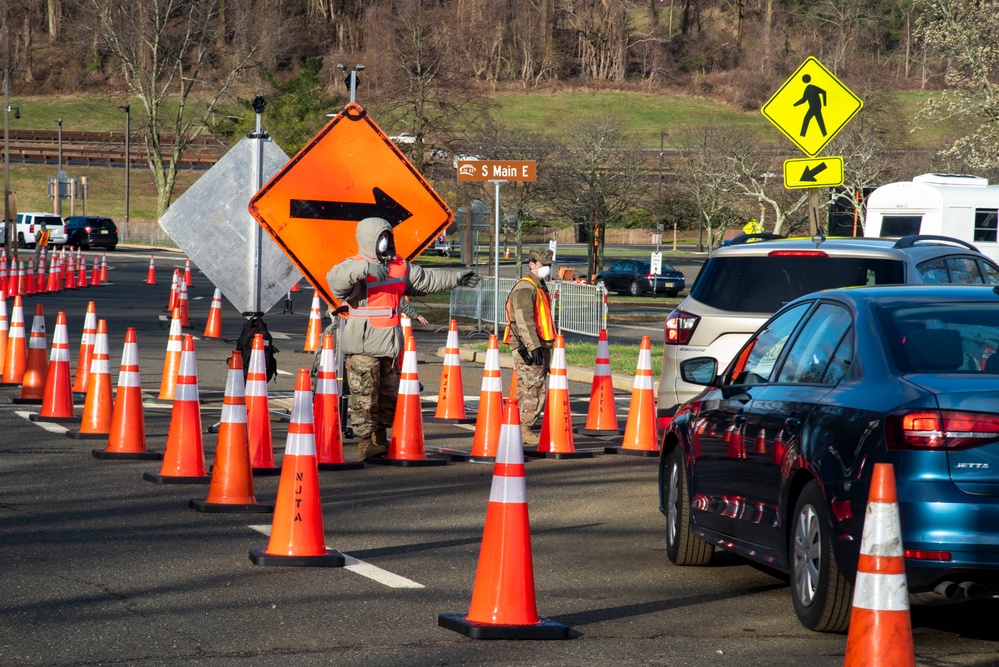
893,235,981,252
724,232,786,246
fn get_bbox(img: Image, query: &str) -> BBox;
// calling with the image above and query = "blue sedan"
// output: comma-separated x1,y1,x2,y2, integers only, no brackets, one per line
595,259,685,297
660,284,999,632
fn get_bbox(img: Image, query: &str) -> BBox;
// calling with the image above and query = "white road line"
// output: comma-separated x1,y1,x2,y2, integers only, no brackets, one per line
614,323,664,331
248,525,424,589
269,332,292,340
275,369,293,376
15,411,70,434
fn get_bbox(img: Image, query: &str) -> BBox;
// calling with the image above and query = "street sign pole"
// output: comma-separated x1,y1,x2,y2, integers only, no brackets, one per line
249,96,268,315
492,180,503,335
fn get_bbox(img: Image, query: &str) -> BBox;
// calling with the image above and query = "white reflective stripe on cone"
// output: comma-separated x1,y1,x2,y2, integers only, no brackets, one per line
852,572,910,611
489,475,527,504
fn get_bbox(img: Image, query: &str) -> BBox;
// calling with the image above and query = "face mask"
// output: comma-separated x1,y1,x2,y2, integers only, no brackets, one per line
537,265,551,279
376,235,390,258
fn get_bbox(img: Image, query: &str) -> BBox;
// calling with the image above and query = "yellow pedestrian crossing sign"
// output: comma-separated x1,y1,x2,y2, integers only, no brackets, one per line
761,57,863,157
783,156,844,189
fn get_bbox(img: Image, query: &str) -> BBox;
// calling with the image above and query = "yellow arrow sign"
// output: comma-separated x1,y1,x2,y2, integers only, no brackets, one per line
783,156,844,189
762,57,863,157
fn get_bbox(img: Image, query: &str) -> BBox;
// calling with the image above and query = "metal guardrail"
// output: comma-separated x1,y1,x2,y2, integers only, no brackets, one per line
449,277,608,338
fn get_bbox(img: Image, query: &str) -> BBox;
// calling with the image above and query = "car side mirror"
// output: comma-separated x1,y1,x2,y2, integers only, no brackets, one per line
680,357,718,386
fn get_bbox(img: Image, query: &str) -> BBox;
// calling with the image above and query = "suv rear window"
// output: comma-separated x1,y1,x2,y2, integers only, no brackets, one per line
690,256,905,313
35,216,63,227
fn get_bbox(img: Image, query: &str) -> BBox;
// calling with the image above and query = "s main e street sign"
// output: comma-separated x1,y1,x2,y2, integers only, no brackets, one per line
783,156,845,189
248,103,453,308
457,160,537,183
761,56,863,157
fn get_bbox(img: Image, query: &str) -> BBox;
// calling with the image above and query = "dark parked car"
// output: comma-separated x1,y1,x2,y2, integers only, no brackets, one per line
660,285,999,632
595,259,685,297
64,216,118,251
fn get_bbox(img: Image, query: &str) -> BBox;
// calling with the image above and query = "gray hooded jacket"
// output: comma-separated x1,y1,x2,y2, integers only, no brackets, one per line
327,217,463,359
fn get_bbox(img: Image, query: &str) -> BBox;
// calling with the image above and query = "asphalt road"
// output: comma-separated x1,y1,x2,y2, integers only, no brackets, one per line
3,249,999,667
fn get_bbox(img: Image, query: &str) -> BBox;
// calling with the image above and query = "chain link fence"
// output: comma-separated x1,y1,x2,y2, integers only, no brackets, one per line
449,276,607,338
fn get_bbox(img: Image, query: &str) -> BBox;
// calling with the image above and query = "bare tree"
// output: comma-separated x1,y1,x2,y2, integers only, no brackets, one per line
84,0,264,214
723,130,809,235
545,119,651,280
670,125,740,249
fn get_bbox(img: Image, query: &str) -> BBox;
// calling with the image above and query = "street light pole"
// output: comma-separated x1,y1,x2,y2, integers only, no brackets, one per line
56,118,62,170
336,64,364,104
118,105,130,227
3,67,10,262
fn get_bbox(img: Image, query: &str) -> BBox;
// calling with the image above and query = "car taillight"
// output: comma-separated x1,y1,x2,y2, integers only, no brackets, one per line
645,272,655,278
664,309,699,345
85,226,92,233
767,250,828,257
904,549,952,561
886,410,999,450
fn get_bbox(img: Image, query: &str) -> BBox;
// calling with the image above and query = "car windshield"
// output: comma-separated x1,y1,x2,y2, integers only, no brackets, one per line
690,255,905,313
883,302,999,374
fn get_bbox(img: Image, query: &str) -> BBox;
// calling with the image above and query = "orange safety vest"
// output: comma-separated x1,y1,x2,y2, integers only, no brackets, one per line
503,276,555,345
347,255,407,328
37,229,50,248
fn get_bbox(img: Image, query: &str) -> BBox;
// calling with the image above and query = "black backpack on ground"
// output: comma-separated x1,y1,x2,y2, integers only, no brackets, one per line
236,315,278,381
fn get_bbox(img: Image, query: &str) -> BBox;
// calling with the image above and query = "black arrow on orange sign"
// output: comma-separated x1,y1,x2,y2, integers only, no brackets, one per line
290,187,413,227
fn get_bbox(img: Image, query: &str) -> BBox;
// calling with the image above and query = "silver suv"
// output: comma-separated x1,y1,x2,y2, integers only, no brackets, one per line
657,234,999,423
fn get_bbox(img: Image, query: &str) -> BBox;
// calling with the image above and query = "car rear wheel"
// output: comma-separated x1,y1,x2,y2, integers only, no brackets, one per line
629,280,642,296
790,481,853,632
594,279,605,290
17,233,26,249
665,448,713,566
666,290,679,298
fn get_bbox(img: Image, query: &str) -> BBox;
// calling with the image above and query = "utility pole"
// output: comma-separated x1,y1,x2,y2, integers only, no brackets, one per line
119,105,130,228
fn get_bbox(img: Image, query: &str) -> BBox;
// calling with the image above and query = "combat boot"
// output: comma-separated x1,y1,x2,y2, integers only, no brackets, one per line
358,435,388,461
521,429,540,446
375,426,389,449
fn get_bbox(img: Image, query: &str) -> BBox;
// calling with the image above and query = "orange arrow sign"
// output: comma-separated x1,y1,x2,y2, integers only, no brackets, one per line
248,103,453,308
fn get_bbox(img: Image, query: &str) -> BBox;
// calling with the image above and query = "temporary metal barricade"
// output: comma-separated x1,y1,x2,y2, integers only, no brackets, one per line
449,277,607,338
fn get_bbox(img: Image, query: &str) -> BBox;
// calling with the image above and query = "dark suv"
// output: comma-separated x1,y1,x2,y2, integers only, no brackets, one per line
64,216,119,251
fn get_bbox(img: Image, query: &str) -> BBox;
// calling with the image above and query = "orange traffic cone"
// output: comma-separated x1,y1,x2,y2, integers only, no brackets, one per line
367,336,447,467
72,301,97,395
35,252,47,294
145,256,156,285
166,269,179,311
144,335,210,484
398,313,413,368
249,368,345,567
605,335,659,456
16,260,26,296
29,311,77,423
431,319,470,422
177,279,190,327
467,334,504,462
90,254,100,287
12,304,47,404
314,334,363,471
438,398,570,640
190,351,274,512
68,320,114,439
25,257,35,295
844,462,916,665
505,368,518,412
0,253,6,294
93,327,162,460
64,251,75,290
246,333,280,476
0,295,8,372
297,295,323,354
528,335,592,460
76,253,88,288
183,257,193,286
578,328,621,436
99,253,108,283
157,307,183,400
0,296,27,386
203,288,223,339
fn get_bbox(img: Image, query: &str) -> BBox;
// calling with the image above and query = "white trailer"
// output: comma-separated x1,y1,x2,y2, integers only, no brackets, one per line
864,173,999,263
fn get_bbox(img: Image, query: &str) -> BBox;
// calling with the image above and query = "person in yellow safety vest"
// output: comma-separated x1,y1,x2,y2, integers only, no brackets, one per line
327,217,481,461
503,248,556,445
35,220,51,262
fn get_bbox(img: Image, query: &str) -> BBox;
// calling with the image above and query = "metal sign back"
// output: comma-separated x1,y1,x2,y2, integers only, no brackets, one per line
159,136,299,313
248,103,453,308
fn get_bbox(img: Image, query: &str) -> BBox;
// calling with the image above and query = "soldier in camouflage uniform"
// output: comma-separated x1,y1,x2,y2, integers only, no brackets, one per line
504,248,556,445
327,217,480,460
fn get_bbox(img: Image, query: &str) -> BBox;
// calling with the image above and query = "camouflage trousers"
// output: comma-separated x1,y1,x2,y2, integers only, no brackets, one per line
345,354,400,439
511,348,551,429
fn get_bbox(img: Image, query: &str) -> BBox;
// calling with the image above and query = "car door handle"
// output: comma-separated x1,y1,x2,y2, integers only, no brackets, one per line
784,417,801,435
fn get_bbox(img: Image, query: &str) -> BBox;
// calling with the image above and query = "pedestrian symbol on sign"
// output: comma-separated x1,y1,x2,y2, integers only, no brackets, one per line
793,75,827,138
